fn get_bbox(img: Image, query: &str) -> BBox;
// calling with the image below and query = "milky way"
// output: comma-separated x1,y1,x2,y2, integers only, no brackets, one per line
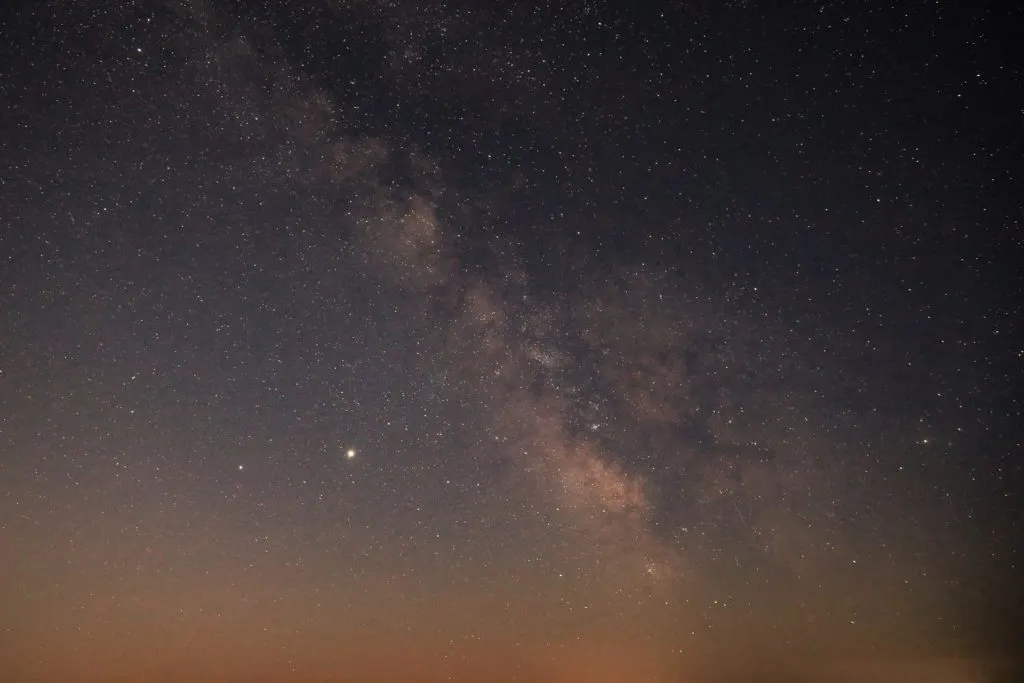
1,2,1021,682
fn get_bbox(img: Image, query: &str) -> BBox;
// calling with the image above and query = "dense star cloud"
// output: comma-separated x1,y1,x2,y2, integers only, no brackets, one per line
1,1,1021,682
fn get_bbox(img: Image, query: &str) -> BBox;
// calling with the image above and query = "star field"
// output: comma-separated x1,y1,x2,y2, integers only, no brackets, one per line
0,2,1021,682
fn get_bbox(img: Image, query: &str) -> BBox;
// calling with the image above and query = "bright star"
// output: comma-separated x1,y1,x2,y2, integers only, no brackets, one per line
346,448,356,459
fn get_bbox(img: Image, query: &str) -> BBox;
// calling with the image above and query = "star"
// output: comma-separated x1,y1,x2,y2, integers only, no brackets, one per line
345,448,356,459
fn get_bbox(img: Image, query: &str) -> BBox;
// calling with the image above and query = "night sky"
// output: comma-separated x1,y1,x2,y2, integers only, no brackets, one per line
1,2,1022,682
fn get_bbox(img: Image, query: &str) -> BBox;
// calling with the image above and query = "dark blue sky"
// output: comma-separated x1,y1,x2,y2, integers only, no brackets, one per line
1,2,1021,681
